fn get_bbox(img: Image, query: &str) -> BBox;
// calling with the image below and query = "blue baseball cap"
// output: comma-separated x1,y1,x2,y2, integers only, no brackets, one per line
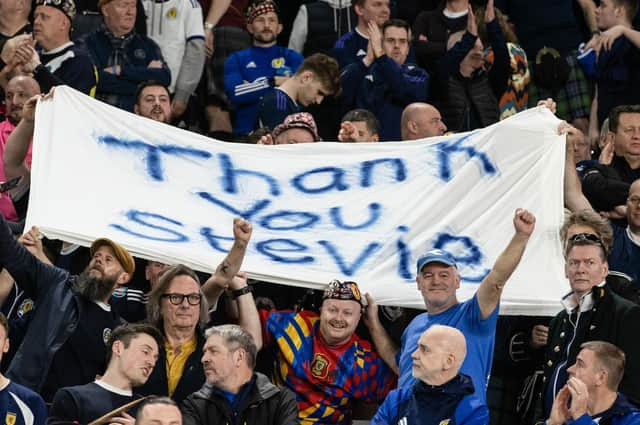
416,249,457,274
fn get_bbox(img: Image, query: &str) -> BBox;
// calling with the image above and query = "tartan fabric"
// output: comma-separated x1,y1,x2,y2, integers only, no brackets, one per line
527,50,593,122
246,0,277,23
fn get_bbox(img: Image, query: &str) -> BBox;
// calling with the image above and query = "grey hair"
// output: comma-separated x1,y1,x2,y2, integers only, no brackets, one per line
146,264,209,330
205,324,257,369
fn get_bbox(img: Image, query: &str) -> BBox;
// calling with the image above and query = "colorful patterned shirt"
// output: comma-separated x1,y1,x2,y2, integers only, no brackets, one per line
263,309,396,424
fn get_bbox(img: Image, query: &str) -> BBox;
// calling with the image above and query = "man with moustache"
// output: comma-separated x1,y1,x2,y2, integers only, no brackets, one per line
223,0,303,137
0,213,136,402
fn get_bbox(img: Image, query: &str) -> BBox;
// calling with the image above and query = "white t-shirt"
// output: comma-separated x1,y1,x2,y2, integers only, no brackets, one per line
143,0,205,91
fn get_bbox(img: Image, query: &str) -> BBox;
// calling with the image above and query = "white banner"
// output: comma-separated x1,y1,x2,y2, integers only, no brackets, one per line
27,86,569,315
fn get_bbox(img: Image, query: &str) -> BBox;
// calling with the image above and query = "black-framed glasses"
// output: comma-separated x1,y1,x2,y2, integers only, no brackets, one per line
162,293,202,305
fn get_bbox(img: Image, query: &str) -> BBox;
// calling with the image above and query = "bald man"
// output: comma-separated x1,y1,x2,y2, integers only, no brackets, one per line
0,75,39,222
2,76,40,126
400,102,447,140
371,325,488,425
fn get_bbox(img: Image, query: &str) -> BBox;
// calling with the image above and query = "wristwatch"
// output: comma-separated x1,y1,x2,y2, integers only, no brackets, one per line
231,285,253,300
204,22,215,31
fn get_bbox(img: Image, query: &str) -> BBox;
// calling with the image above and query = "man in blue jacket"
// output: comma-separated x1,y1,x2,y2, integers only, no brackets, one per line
340,19,429,141
371,324,488,425
546,341,640,425
78,0,171,111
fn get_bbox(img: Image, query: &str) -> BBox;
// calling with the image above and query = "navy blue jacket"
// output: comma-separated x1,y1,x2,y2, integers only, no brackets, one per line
341,55,429,141
35,42,97,96
545,393,640,425
581,155,640,212
0,216,87,393
494,0,585,59
330,29,369,70
595,36,640,125
609,224,640,284
371,373,489,425
78,25,171,111
257,88,300,130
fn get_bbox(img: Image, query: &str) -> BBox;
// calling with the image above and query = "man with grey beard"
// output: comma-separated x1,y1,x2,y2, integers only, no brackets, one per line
0,213,136,402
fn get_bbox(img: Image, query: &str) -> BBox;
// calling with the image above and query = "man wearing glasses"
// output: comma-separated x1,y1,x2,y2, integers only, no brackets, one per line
541,231,640,416
138,218,261,404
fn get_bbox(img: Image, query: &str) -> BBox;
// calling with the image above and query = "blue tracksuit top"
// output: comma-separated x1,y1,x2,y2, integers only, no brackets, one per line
224,45,303,135
330,29,369,70
340,55,429,141
371,373,489,425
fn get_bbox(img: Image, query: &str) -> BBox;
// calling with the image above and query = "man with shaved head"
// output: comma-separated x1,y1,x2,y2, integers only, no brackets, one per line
400,102,447,140
371,325,488,424
0,75,39,223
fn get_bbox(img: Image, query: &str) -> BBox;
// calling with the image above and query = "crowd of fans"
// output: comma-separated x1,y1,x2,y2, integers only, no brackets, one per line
0,0,640,423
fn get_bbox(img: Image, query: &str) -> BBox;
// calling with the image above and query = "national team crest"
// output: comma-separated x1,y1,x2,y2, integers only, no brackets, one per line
271,57,284,68
112,287,127,299
310,353,330,379
17,299,34,318
5,412,16,425
166,7,177,18
103,328,112,345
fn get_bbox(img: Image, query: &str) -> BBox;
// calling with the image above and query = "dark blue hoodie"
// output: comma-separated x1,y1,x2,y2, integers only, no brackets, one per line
371,373,489,425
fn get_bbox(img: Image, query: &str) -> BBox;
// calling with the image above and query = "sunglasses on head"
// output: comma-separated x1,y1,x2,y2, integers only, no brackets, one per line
567,233,607,253
568,233,602,243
